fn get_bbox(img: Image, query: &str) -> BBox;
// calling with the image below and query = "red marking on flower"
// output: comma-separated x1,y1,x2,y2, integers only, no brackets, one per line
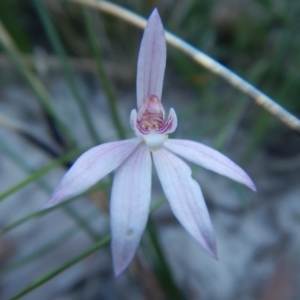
137,95,166,134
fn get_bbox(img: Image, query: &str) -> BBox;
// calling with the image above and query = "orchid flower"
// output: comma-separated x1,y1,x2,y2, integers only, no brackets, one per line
44,9,256,277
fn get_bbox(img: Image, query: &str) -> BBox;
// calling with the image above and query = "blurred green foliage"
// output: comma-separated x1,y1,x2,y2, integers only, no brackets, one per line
0,0,299,298
0,1,31,52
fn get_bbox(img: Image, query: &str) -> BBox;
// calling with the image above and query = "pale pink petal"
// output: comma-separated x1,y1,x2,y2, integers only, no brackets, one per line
152,148,217,259
137,8,166,108
111,144,152,276
44,139,141,208
130,109,142,137
164,139,256,191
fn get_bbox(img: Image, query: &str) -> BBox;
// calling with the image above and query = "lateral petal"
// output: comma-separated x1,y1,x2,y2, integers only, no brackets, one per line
164,139,256,191
111,144,152,276
152,148,217,259
130,109,142,137
136,8,166,108
44,138,141,208
157,108,178,134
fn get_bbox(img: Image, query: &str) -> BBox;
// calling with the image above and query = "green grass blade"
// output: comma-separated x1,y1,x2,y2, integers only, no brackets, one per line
150,196,166,212
63,205,101,240
0,20,75,147
82,8,126,139
0,148,82,203
0,141,101,241
0,209,49,237
1,210,100,273
1,228,75,273
32,0,100,144
147,220,185,299
9,235,110,300
213,98,248,150
0,181,108,237
0,1,31,52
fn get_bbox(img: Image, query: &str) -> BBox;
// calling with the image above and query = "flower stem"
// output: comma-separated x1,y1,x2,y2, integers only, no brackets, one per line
147,220,185,300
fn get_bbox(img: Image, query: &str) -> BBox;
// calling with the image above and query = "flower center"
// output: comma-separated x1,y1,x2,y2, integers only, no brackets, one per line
131,94,177,151
137,95,164,134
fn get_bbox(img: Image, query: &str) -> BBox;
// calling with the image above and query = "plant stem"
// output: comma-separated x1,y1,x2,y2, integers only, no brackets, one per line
147,220,185,300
